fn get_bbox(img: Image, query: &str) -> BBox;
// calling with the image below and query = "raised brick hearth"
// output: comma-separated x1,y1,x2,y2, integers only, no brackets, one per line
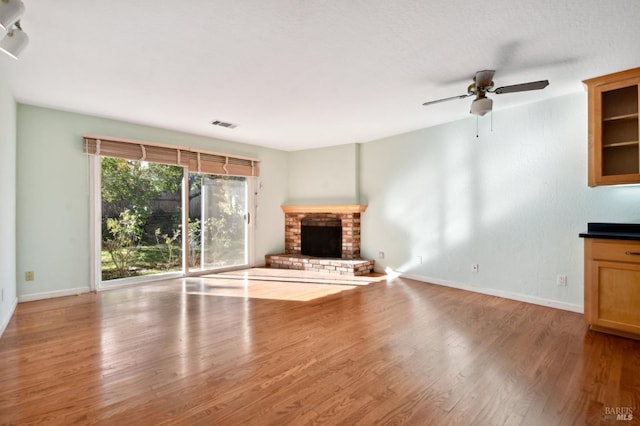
265,205,374,276
266,254,375,276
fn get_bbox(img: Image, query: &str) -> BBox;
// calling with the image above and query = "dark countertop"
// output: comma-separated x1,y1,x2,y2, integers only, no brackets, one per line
579,223,640,241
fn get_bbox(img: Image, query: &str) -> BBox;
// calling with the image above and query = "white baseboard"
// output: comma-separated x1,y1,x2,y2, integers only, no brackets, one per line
18,287,91,303
0,297,18,338
401,273,584,314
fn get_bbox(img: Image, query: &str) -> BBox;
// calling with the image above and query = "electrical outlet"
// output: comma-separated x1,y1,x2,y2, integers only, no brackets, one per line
557,274,568,286
378,251,385,260
417,255,423,264
25,271,34,281
472,263,479,273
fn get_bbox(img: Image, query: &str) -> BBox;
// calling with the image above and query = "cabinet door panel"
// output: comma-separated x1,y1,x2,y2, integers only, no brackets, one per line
592,260,640,334
583,68,640,186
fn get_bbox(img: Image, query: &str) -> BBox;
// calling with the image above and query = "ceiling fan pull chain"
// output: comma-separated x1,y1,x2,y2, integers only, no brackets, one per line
491,110,493,133
476,116,479,138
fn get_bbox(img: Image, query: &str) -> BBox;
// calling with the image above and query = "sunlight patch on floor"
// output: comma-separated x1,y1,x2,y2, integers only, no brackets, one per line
182,278,355,302
176,268,386,302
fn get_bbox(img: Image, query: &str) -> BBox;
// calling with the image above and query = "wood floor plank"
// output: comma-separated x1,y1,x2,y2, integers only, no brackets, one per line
1,270,639,425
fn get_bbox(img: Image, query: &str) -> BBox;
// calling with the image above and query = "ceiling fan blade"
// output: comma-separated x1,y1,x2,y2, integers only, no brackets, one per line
475,70,495,88
422,93,471,106
493,80,549,94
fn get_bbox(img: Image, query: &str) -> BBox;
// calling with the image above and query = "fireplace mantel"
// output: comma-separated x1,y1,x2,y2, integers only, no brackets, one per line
281,204,367,214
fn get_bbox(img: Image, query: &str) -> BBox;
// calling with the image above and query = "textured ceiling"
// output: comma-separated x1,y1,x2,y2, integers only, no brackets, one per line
6,0,640,151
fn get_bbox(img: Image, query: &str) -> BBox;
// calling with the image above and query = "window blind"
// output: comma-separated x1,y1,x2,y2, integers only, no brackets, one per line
83,135,259,177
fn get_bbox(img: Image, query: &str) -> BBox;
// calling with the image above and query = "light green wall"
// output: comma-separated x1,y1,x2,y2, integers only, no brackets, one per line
0,57,17,332
16,105,288,298
358,92,640,309
11,91,640,310
287,144,360,205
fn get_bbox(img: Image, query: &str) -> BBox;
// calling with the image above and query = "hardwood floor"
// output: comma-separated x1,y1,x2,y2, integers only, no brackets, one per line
1,270,639,425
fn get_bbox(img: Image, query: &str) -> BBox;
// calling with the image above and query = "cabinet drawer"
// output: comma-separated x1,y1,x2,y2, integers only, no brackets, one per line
588,239,640,262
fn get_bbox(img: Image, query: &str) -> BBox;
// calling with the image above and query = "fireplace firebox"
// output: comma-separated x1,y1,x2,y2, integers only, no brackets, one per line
301,219,342,257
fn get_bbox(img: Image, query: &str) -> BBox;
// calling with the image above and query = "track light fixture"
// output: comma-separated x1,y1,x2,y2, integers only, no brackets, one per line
0,0,25,31
0,19,28,59
0,0,27,59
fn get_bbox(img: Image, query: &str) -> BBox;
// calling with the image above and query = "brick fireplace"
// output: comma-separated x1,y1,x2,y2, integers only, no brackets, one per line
265,205,374,276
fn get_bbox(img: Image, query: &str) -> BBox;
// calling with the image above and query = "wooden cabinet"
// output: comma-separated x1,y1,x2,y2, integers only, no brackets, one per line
583,68,640,186
584,238,640,339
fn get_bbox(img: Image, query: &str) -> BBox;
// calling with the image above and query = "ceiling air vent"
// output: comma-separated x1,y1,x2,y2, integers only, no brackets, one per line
211,119,238,129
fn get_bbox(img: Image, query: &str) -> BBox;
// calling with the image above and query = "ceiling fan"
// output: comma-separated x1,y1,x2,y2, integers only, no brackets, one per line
422,70,549,116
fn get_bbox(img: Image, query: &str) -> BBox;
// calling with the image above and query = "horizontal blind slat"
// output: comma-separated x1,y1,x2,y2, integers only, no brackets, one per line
84,137,258,177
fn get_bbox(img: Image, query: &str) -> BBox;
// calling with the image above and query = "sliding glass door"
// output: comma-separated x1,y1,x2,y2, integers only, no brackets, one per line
100,158,184,282
188,174,249,273
96,158,252,287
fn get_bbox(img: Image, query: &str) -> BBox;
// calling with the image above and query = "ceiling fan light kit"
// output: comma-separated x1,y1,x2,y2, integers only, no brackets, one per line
0,0,28,59
0,0,24,31
423,69,549,117
470,96,493,117
0,19,27,59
